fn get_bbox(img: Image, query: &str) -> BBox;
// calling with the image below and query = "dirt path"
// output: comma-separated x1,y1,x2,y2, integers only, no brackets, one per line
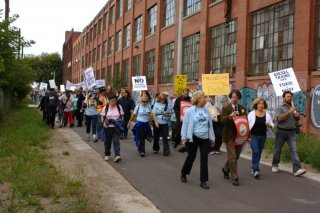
49,128,160,213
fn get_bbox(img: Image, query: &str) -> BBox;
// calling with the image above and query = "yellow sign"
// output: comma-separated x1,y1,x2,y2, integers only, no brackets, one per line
202,73,230,95
174,75,187,95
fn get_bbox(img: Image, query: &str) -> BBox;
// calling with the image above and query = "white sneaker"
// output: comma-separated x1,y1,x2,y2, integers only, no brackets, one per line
209,151,215,155
93,134,98,142
272,166,279,173
104,156,110,161
294,169,307,177
114,156,121,163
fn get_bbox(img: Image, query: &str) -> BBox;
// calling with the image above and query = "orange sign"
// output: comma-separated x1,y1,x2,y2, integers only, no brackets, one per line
180,101,192,122
232,116,249,146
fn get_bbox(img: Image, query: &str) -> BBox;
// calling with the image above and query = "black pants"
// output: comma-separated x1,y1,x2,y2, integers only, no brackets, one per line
42,110,46,122
153,124,169,154
47,110,56,128
138,126,146,153
175,120,183,146
212,121,224,151
181,136,211,182
171,121,177,142
74,109,83,126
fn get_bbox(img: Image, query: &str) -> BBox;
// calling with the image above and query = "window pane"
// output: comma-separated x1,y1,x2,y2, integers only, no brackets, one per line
182,33,200,81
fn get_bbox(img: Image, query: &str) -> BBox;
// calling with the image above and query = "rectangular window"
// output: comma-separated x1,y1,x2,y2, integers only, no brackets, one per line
101,67,106,79
104,13,108,29
89,28,93,42
124,24,131,48
109,6,115,25
125,0,132,12
81,56,85,68
85,54,88,67
93,24,97,39
107,65,113,85
116,30,122,52
89,51,92,64
115,63,121,80
184,0,201,17
102,41,107,59
97,45,101,61
160,42,174,83
82,35,85,49
147,5,157,36
93,48,96,63
134,16,143,42
117,0,123,19
133,55,141,76
145,49,155,85
86,32,89,46
98,19,102,34
251,0,294,75
122,59,130,86
183,33,200,81
96,69,100,79
209,20,237,77
108,36,114,55
163,0,175,27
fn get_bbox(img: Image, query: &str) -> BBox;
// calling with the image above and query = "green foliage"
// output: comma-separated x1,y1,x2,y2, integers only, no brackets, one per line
23,53,63,86
264,134,320,172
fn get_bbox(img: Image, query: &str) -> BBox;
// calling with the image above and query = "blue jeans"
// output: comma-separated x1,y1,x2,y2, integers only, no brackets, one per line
122,119,129,138
86,115,98,134
250,134,266,172
272,129,301,173
104,127,121,156
96,117,103,138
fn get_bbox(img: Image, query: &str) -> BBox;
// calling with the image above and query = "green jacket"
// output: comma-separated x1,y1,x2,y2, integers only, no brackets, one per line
221,103,247,142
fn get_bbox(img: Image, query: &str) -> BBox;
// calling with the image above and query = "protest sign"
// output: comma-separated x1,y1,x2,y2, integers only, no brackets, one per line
96,79,106,87
132,76,147,91
39,82,47,91
84,67,96,89
66,81,87,91
49,79,56,89
232,116,249,146
31,82,39,89
60,85,65,92
174,75,187,95
268,68,301,96
202,73,229,95
180,101,192,122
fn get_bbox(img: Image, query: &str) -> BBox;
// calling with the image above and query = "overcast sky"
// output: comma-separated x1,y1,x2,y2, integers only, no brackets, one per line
4,0,109,56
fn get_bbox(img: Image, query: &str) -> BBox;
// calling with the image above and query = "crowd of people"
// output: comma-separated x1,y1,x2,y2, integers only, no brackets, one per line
37,86,307,189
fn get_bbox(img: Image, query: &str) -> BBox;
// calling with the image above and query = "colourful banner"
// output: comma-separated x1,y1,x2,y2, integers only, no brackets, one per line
202,73,230,95
180,101,192,122
174,75,187,95
232,115,249,146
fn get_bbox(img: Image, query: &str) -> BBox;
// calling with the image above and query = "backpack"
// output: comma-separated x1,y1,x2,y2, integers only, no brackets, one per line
47,95,58,107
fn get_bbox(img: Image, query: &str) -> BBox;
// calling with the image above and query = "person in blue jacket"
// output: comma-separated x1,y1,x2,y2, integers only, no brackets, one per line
180,91,215,189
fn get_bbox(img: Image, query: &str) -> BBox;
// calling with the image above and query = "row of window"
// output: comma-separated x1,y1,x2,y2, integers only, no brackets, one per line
76,0,299,85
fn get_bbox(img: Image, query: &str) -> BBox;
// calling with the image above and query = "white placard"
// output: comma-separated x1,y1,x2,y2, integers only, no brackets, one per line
39,82,48,91
31,82,39,89
49,79,56,89
132,76,147,91
268,68,301,97
96,79,105,87
66,81,87,91
84,67,96,89
60,85,65,92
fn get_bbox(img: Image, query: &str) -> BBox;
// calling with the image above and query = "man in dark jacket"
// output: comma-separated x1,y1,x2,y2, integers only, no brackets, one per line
75,87,85,127
173,88,191,148
117,89,135,139
45,88,59,128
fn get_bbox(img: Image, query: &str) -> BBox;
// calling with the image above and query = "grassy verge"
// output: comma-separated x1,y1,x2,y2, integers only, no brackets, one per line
0,104,97,212
264,133,320,172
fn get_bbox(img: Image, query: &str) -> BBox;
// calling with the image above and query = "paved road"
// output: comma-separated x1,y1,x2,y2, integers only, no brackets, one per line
72,126,320,213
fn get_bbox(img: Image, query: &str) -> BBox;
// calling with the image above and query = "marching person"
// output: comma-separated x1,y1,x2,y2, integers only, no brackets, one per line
132,95,152,157
101,93,124,163
152,92,172,156
84,90,100,141
248,97,274,179
180,91,215,189
75,87,85,127
173,88,191,148
45,89,59,128
221,90,246,186
117,89,135,139
59,90,75,128
272,91,306,177
96,87,108,140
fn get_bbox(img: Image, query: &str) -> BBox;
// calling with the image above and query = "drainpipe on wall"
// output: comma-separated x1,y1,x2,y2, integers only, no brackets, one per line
177,0,183,75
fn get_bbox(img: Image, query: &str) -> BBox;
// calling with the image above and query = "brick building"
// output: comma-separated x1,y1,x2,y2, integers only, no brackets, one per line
62,29,81,84
63,0,320,136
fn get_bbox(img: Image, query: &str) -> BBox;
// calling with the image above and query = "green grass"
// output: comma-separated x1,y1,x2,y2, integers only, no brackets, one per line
264,132,320,172
0,104,96,212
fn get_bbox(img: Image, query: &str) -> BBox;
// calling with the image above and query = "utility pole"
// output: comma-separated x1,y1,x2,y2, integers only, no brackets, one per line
177,0,184,75
4,0,9,19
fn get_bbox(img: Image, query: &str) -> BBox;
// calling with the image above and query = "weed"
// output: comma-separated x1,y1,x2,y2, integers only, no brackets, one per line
62,151,70,156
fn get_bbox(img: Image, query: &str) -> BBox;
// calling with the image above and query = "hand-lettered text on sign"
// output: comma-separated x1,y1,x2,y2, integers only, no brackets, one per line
202,73,230,95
